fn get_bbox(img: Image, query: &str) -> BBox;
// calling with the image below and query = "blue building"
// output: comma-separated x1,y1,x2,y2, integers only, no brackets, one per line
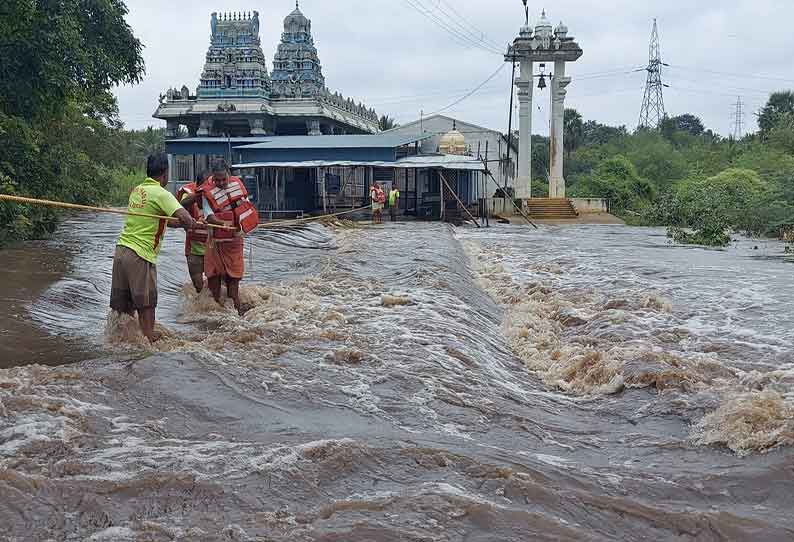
165,133,486,221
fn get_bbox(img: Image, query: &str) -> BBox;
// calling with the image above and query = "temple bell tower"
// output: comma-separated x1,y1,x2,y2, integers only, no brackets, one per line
506,9,582,199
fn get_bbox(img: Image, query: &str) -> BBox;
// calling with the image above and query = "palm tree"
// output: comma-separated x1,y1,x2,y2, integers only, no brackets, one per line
379,115,398,131
563,108,584,160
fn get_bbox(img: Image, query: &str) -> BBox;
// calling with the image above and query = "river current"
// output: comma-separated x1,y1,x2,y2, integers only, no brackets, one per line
1,215,793,541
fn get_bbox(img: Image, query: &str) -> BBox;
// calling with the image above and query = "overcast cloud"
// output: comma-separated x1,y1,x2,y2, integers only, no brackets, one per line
115,0,794,136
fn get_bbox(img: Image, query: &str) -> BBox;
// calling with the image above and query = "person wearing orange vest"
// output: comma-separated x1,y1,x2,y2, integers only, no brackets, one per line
201,159,259,316
370,182,386,224
177,171,210,293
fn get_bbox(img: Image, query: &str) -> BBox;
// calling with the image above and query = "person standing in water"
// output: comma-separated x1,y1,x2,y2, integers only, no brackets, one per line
370,182,385,224
110,153,197,342
177,171,210,293
388,184,401,222
202,159,256,316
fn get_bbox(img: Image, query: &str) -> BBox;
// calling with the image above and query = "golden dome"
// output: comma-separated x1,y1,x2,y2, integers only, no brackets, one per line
439,121,466,155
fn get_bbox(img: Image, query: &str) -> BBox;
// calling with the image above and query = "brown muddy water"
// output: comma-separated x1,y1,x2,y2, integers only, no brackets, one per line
1,214,793,541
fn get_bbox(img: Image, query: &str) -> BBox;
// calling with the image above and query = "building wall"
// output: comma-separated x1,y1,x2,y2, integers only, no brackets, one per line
385,115,516,198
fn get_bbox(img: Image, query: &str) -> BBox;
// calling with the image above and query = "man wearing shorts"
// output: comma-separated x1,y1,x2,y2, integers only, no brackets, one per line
177,171,210,293
110,153,197,342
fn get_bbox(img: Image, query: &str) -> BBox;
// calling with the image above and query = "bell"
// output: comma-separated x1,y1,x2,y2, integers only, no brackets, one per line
537,74,547,90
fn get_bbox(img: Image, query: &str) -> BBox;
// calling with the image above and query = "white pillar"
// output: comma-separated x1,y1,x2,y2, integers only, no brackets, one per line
515,59,533,200
549,60,571,198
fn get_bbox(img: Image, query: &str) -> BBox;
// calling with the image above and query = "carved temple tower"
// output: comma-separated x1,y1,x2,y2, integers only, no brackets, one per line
154,2,379,138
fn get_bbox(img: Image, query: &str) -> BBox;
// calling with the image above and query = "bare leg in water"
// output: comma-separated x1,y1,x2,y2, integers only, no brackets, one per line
209,276,246,316
227,278,245,316
137,307,161,343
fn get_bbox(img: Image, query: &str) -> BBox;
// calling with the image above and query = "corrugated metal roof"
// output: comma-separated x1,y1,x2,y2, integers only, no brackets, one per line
236,133,430,150
232,154,485,171
165,137,272,145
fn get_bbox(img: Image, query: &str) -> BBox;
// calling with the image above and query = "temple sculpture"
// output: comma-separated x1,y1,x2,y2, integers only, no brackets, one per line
154,3,379,138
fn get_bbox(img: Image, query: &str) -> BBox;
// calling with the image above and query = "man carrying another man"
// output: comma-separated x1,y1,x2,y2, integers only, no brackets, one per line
110,153,197,342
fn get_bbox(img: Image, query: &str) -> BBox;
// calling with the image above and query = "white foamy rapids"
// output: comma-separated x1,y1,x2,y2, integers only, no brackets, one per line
461,237,794,456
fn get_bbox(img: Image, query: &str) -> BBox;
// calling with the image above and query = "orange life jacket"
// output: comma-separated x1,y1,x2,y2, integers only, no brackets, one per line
177,182,209,254
371,187,386,204
203,177,260,240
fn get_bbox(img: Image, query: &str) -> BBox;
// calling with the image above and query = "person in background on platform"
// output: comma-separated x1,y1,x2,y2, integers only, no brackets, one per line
177,170,210,293
110,153,197,342
202,159,250,316
370,182,385,224
388,184,401,222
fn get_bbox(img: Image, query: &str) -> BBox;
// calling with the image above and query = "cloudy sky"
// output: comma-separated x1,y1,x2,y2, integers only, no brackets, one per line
115,0,794,136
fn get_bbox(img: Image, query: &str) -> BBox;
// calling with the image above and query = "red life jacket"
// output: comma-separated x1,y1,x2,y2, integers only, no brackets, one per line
371,187,386,204
177,182,209,254
203,177,259,240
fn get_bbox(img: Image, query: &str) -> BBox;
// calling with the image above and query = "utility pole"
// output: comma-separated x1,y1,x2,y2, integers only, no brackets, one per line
638,19,667,129
732,96,745,140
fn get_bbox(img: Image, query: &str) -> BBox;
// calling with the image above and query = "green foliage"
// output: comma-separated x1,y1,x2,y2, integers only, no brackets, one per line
758,91,794,139
564,109,584,158
0,0,146,246
570,155,654,212
661,113,705,137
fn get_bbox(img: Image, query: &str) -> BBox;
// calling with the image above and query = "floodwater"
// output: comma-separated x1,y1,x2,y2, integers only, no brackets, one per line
1,215,793,541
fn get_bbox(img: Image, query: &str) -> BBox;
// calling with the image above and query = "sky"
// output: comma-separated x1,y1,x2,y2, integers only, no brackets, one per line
115,0,794,136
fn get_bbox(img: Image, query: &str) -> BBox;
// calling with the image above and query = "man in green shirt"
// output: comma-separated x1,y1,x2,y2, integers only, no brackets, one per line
111,153,197,342
388,185,401,221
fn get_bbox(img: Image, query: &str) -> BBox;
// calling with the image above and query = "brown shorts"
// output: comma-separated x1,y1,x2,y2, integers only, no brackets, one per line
186,254,204,279
110,246,158,313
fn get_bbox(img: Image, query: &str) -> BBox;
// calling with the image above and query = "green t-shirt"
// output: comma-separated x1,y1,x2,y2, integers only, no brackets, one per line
180,192,206,257
389,189,400,206
117,178,182,264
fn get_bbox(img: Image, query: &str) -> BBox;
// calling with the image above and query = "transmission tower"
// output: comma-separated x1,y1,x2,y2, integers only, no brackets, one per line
638,19,667,129
732,97,745,139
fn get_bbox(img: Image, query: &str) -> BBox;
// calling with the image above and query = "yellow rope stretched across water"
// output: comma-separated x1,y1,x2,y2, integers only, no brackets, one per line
0,193,237,230
254,203,373,230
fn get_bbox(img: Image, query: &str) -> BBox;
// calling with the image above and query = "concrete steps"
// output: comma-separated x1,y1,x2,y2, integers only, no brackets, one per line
526,198,579,219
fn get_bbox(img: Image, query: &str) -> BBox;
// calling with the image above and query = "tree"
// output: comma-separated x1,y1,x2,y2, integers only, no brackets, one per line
758,91,794,139
0,0,145,245
581,120,627,146
0,0,144,121
563,108,584,159
660,114,705,138
379,115,398,131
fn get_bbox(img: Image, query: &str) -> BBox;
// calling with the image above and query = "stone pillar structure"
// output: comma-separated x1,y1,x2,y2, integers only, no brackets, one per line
307,119,321,136
249,118,267,136
515,58,533,199
506,12,581,201
197,116,212,137
166,120,180,139
549,60,571,198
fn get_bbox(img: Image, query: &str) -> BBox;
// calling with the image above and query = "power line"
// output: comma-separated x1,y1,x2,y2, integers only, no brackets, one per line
425,63,507,116
639,18,666,129
401,0,504,55
432,0,505,51
667,64,794,86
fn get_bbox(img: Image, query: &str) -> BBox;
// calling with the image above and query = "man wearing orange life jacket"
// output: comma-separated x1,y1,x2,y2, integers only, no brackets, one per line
201,159,259,316
370,182,386,224
177,171,210,293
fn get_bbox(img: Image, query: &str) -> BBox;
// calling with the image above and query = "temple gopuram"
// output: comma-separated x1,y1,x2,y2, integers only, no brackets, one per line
154,3,379,138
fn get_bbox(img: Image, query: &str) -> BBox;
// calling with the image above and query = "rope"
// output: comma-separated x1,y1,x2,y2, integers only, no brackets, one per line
0,194,236,231
254,204,373,230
